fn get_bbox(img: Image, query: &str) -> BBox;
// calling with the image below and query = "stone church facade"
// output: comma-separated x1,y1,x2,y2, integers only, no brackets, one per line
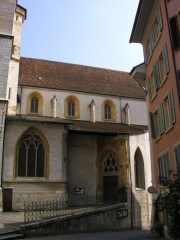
0,0,152,229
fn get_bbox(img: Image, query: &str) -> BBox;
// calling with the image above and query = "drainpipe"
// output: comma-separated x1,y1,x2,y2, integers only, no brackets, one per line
126,134,133,230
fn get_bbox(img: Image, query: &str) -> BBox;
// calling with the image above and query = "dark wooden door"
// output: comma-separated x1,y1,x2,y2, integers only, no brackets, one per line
3,188,13,212
103,176,118,203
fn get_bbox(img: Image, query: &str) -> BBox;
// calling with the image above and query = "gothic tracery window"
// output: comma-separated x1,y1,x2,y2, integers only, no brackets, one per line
17,130,46,177
103,153,118,173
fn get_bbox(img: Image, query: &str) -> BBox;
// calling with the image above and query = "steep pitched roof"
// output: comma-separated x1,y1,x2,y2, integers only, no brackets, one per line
19,57,146,99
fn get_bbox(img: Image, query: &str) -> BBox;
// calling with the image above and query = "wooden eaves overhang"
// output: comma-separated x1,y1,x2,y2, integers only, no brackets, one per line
6,115,148,136
129,0,155,43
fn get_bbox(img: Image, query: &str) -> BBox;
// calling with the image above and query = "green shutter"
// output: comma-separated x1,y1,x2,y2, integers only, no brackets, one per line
158,156,163,178
162,44,169,75
157,103,165,134
148,78,152,100
157,6,163,32
149,28,155,51
168,90,176,124
149,112,155,139
174,144,180,175
163,152,170,178
153,62,160,91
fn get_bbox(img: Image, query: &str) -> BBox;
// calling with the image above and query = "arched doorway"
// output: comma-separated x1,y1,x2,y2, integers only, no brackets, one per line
103,152,119,203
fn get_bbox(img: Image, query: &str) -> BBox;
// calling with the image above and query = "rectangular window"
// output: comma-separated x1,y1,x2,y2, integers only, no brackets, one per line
157,44,169,84
163,90,176,129
158,151,170,179
169,14,180,49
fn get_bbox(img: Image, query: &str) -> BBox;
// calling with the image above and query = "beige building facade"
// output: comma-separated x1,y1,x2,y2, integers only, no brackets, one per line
0,1,153,230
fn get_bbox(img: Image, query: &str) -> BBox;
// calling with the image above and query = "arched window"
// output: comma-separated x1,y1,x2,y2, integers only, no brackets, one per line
103,152,118,173
17,130,46,177
30,97,38,113
27,92,43,115
64,95,80,118
68,100,75,117
134,147,145,189
102,100,116,121
104,104,111,120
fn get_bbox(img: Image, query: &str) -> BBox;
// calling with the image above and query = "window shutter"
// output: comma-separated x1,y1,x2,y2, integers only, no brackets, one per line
149,28,155,51
153,62,160,91
149,112,155,139
169,16,180,49
168,90,176,124
164,152,170,178
162,44,169,75
157,7,163,32
148,78,152,100
157,103,165,134
177,70,180,97
174,144,180,175
158,156,163,178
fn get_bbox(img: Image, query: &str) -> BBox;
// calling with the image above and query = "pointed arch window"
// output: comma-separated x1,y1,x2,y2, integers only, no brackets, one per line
68,100,75,117
64,95,80,118
103,152,118,174
17,130,46,177
30,97,39,113
102,100,116,121
134,148,145,189
104,104,111,120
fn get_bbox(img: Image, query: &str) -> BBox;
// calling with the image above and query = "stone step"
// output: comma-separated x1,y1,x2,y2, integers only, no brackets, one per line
0,231,24,240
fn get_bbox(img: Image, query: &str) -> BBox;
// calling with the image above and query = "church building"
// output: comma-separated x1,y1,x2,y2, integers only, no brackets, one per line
0,0,152,229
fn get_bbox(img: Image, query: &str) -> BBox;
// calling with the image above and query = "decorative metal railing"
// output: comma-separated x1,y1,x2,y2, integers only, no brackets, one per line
24,192,128,224
24,195,99,224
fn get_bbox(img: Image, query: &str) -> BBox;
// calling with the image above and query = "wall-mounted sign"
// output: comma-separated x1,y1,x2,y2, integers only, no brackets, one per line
116,209,128,219
147,186,155,194
74,188,85,195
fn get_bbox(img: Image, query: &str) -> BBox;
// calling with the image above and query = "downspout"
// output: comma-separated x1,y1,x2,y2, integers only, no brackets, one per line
126,134,133,230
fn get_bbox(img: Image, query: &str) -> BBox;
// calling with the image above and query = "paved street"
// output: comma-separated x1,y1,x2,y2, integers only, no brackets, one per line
0,212,167,240
25,230,166,240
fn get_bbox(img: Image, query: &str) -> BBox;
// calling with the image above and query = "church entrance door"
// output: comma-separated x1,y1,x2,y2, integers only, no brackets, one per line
103,175,118,203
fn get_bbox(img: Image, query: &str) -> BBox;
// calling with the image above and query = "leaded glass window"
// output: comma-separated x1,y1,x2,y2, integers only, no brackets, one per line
104,104,111,120
68,100,75,117
30,97,38,113
104,153,118,173
17,131,45,177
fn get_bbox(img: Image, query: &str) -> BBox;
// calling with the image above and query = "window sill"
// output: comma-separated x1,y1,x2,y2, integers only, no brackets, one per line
165,124,174,134
155,135,161,142
14,177,47,182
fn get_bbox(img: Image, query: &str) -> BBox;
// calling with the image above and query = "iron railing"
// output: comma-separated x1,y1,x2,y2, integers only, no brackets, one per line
24,195,99,224
24,192,128,224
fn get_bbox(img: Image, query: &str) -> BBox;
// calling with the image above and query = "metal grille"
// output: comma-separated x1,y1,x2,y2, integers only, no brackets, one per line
24,196,98,224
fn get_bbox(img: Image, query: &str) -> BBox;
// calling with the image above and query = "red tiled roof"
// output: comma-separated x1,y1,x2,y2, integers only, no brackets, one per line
19,57,146,99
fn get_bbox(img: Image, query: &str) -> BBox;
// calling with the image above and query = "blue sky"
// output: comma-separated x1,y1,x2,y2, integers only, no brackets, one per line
18,0,143,72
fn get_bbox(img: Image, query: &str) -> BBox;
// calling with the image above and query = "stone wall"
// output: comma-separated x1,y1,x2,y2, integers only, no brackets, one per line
67,133,97,196
22,203,131,237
